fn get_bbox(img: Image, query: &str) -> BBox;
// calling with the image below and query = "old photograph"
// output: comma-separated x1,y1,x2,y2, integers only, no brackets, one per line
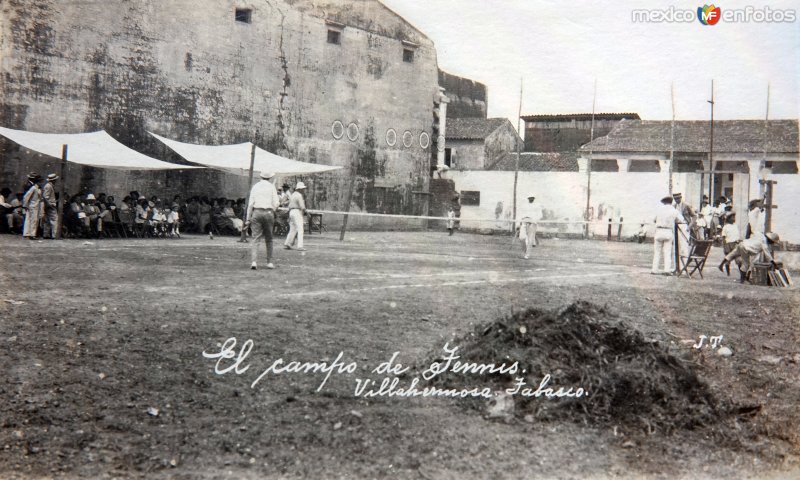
1,0,799,478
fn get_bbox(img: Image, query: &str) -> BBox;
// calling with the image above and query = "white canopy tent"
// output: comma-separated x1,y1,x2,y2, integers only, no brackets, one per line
0,127,202,170
148,132,342,176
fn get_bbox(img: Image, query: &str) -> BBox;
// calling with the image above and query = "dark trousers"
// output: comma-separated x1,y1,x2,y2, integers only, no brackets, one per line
250,209,275,264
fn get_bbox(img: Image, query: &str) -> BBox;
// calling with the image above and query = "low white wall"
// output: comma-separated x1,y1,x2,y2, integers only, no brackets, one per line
448,170,800,244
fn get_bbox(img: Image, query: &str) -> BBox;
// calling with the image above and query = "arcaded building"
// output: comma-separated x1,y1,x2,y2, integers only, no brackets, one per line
0,0,442,216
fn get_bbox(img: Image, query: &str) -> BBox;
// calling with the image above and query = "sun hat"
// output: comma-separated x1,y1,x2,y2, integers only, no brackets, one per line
260,171,275,179
295,181,307,190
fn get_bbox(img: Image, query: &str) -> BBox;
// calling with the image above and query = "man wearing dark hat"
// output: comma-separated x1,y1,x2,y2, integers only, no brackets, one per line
42,173,59,239
672,192,696,257
652,195,685,275
245,171,279,270
21,173,44,239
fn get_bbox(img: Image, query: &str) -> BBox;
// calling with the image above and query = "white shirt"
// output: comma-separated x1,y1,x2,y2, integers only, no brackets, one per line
518,201,542,223
287,191,306,210
721,224,740,243
247,180,279,210
654,203,685,229
748,208,764,235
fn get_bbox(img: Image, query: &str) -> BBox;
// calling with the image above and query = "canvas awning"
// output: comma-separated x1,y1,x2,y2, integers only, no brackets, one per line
0,127,201,170
149,132,342,176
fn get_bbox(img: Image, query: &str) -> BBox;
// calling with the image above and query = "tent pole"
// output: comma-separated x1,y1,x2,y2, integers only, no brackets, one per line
238,142,257,243
339,152,358,241
55,144,67,240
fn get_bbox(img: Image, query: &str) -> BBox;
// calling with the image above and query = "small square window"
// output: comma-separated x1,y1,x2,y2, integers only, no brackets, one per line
403,48,414,63
327,29,341,45
235,8,252,23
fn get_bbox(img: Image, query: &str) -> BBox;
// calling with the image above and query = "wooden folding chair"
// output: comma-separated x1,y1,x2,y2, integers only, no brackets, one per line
678,240,713,278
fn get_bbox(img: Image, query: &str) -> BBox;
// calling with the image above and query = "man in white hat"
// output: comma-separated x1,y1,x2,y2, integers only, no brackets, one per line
517,194,542,259
42,173,59,239
284,181,307,251
245,171,280,269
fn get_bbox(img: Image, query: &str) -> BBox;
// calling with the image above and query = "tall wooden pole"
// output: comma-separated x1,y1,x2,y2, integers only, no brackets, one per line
512,77,523,240
54,144,67,239
763,84,772,231
708,79,714,204
584,79,597,238
238,141,257,243
669,82,675,195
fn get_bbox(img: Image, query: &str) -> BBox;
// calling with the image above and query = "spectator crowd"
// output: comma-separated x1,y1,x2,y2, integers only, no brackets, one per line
0,173,303,240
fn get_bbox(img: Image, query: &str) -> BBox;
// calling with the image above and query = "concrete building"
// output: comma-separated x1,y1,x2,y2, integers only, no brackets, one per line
0,0,443,222
580,119,800,240
446,118,800,244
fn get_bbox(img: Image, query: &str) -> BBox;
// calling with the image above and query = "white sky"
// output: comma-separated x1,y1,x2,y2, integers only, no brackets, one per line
381,0,800,127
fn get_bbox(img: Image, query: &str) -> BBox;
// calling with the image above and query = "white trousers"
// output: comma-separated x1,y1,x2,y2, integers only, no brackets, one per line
652,228,674,273
285,209,304,249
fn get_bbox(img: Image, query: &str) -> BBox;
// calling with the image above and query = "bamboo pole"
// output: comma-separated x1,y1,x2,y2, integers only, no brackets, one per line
584,79,597,238
669,83,675,195
512,77,523,242
238,141,257,243
55,145,67,239
708,79,714,204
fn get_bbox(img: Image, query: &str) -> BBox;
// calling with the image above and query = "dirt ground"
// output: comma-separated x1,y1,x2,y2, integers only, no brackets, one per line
1,231,799,479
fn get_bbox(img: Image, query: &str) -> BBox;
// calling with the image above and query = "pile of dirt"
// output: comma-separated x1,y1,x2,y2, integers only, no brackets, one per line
422,301,722,435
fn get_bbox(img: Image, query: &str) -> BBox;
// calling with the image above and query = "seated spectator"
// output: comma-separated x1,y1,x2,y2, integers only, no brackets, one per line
166,203,181,237
633,223,648,244
1,188,23,234
223,199,244,233
7,193,24,234
211,198,238,235
185,196,200,233
67,194,88,237
198,196,212,233
84,193,102,236
135,198,150,226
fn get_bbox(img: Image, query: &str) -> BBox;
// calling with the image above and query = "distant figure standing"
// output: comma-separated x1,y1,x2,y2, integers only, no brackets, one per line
246,171,279,270
652,195,685,275
22,173,44,240
517,194,542,259
447,206,456,236
284,181,307,251
672,192,695,256
42,173,59,239
452,194,461,232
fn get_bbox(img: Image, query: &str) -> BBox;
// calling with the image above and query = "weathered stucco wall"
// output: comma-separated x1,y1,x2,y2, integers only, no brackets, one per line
0,0,439,214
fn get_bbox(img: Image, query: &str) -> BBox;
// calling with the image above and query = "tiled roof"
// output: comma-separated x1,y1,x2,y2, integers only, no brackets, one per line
486,152,580,172
581,119,799,153
446,117,512,140
522,113,640,122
